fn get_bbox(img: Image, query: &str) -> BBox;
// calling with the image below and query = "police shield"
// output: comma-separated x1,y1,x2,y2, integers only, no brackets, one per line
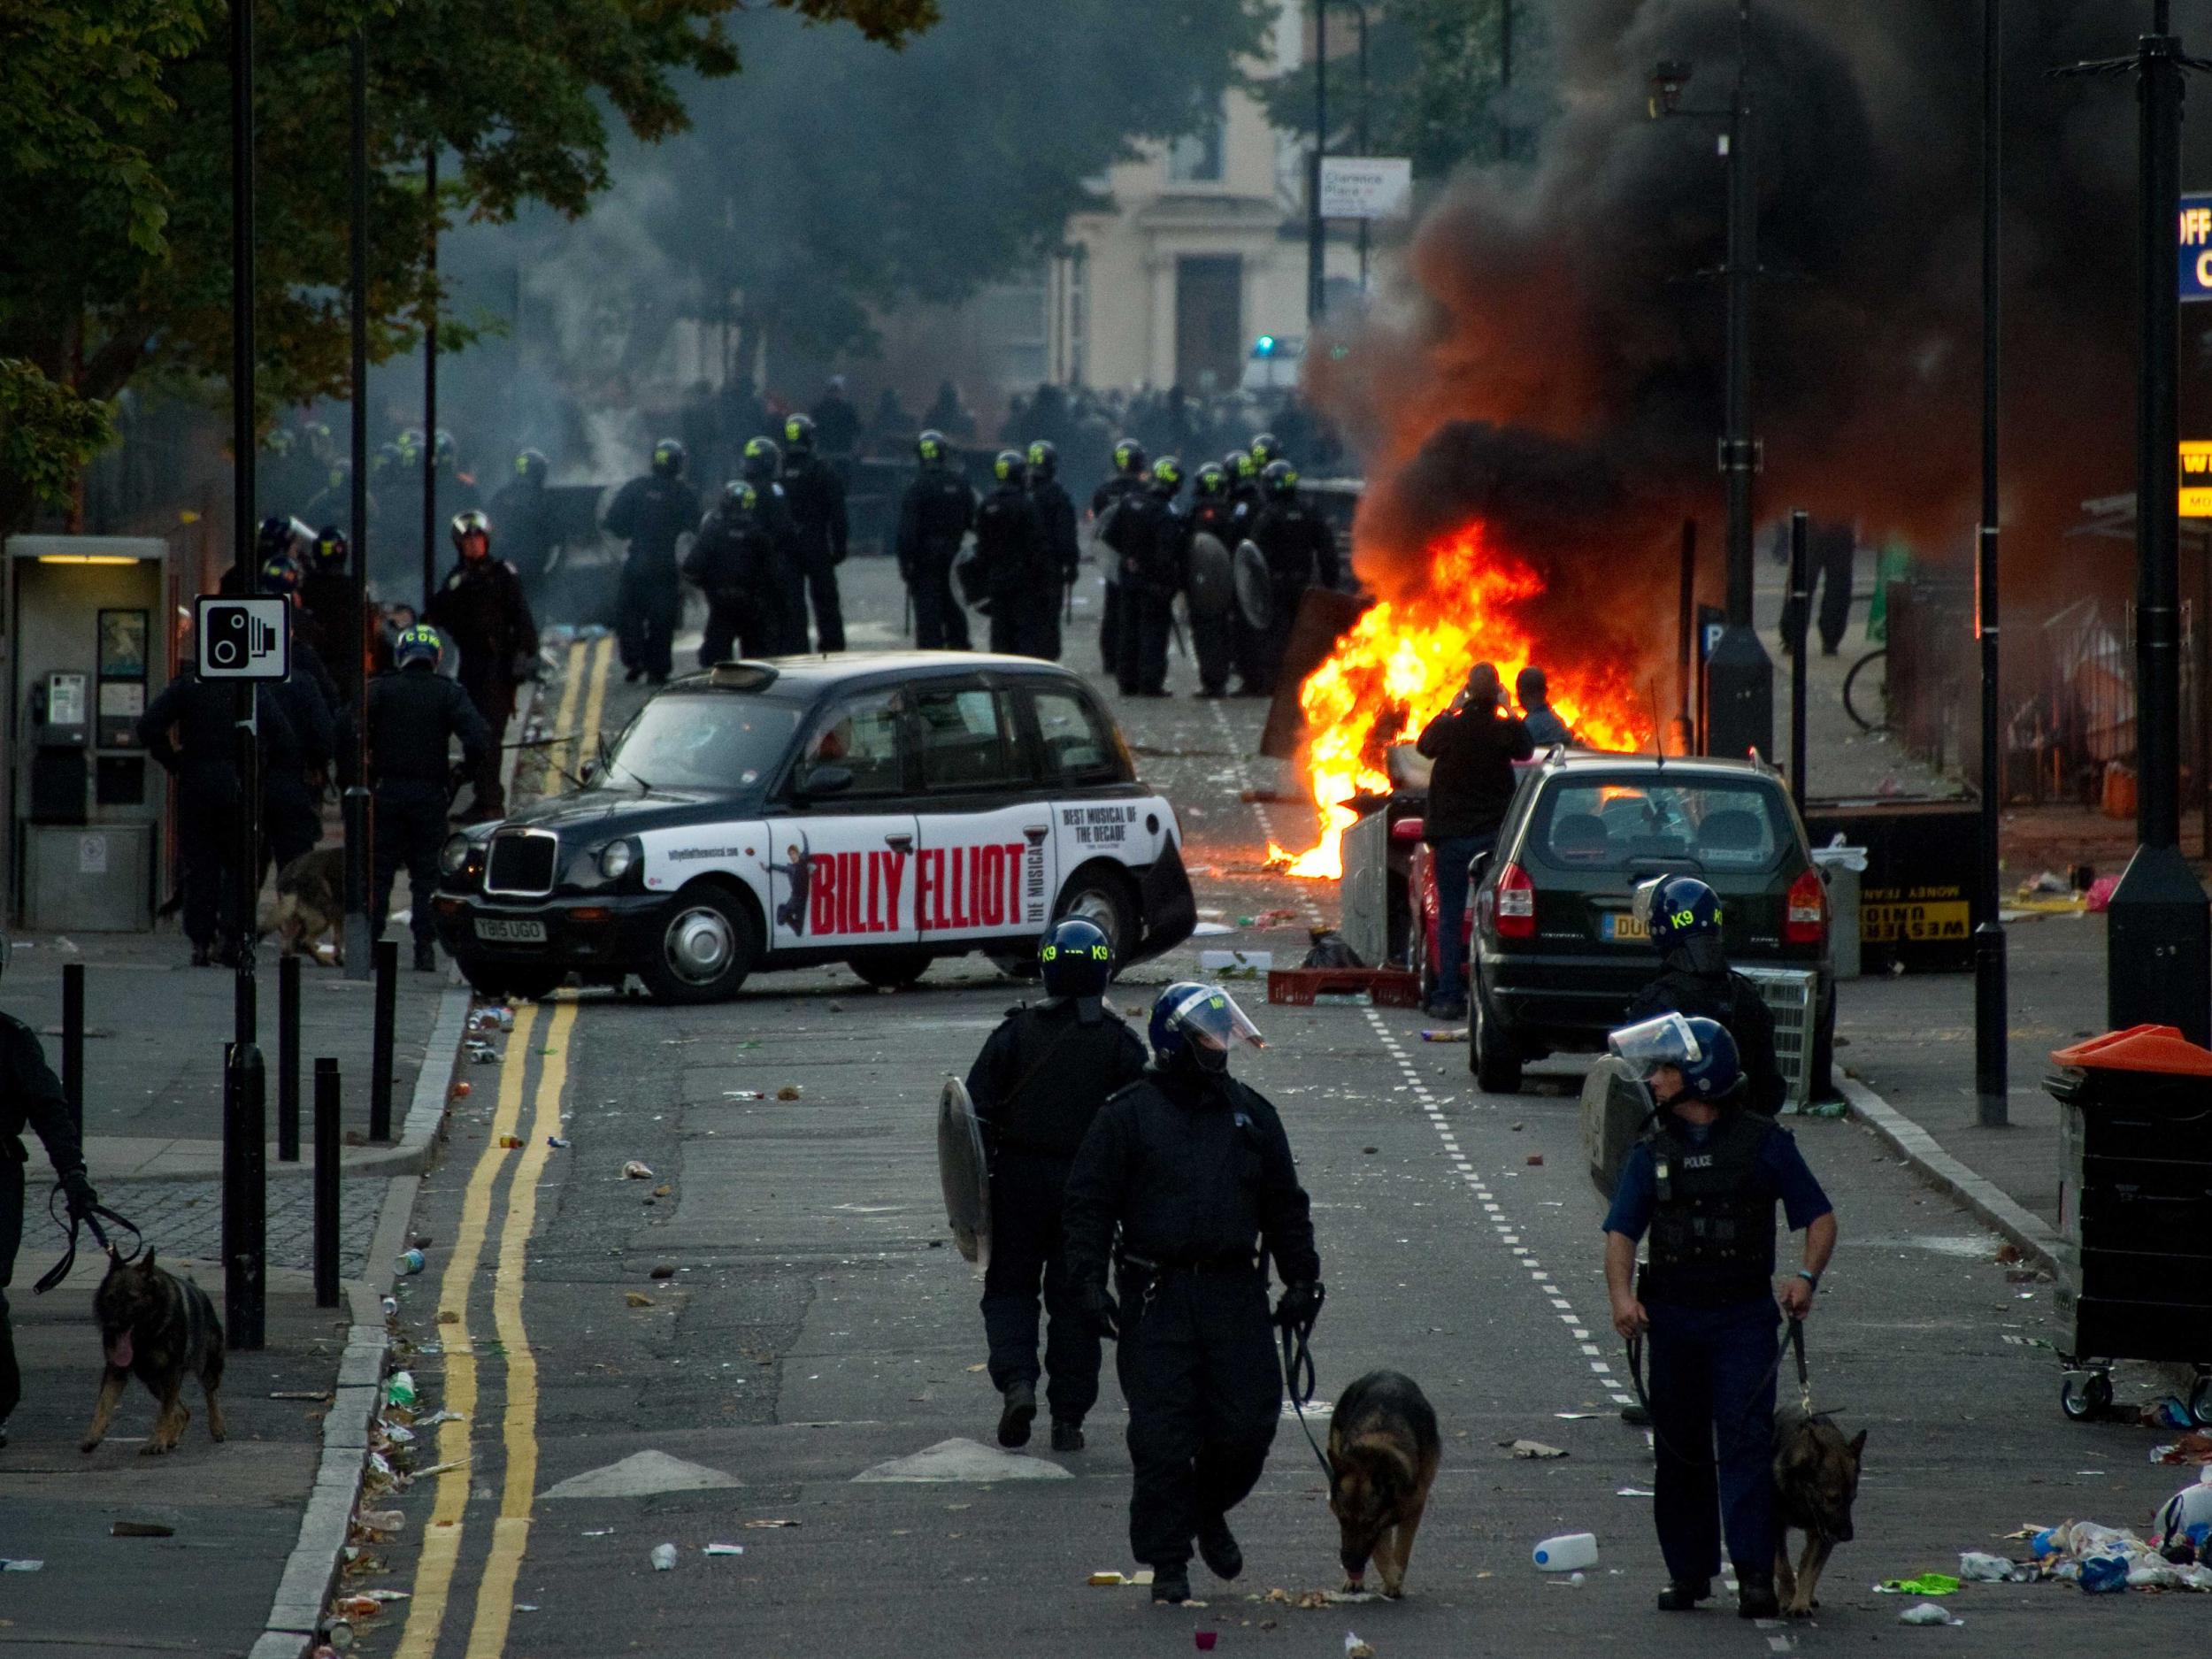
951,540,988,612
937,1074,991,1265
1186,531,1234,618
1233,540,1272,632
1580,1054,1655,1199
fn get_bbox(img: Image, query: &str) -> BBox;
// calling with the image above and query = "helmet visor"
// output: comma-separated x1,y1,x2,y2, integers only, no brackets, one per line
1167,984,1265,1055
1606,1012,1703,1070
1631,877,1665,929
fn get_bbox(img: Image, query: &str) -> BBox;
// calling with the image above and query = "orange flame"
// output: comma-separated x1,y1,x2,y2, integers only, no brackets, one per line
1268,520,1654,879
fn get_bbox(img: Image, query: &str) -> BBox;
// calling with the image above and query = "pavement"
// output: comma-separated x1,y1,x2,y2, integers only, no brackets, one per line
11,555,2205,1658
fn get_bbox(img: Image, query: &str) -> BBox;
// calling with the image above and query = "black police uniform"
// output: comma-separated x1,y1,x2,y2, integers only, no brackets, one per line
1778,519,1856,657
366,664,492,953
140,669,292,957
1029,472,1082,663
895,467,976,650
1247,496,1340,694
1185,498,1245,696
1,1014,89,1435
967,998,1148,1431
262,641,335,875
488,473,556,610
1064,1064,1320,1572
1606,1104,1832,1594
1106,492,1186,696
426,557,538,819
603,472,701,680
974,480,1052,658
682,500,785,664
780,450,849,652
1090,474,1141,672
1626,968,1786,1116
1225,479,1266,689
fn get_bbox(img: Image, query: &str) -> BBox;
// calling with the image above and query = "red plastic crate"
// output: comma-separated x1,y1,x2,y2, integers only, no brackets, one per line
1264,966,1423,1008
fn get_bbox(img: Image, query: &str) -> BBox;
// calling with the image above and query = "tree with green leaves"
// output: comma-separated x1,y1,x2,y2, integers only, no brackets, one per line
0,0,936,534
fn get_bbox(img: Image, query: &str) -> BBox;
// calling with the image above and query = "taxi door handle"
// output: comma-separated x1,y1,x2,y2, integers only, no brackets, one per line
884,832,914,852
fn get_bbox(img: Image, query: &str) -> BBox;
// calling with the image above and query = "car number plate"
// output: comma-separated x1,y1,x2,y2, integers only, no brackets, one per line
1601,910,1648,941
475,918,548,944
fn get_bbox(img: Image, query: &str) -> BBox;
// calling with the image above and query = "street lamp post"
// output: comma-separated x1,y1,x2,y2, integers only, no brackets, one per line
344,28,372,983
1975,0,2008,1125
1308,2,1327,324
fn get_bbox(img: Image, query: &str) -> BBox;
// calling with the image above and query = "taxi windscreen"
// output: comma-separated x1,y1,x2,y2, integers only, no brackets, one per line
1534,778,1786,871
596,696,802,794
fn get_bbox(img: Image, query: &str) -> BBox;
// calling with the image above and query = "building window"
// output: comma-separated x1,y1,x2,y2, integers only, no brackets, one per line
1167,103,1225,183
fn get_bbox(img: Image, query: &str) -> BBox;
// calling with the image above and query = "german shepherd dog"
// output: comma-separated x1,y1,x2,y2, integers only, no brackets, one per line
272,846,346,964
1772,1406,1866,1617
82,1251,227,1456
1327,1370,1441,1598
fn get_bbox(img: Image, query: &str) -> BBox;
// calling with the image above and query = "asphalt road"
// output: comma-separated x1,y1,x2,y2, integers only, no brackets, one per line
357,558,2207,1658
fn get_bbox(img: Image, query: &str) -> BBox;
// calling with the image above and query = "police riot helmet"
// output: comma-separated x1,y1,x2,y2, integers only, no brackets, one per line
651,436,687,478
1112,437,1148,477
373,440,403,480
311,526,349,573
1262,458,1301,502
393,624,442,670
516,449,549,484
720,479,759,513
396,426,425,464
257,515,311,562
1226,448,1257,482
1608,1011,1741,1102
257,551,303,596
450,509,492,557
1148,981,1264,1074
1636,874,1723,949
302,420,334,460
782,412,818,454
265,426,296,457
741,435,781,482
1249,432,1282,467
993,449,1026,486
1148,455,1184,497
1039,916,1114,999
1194,461,1229,499
432,427,457,468
917,428,950,466
1025,439,1058,480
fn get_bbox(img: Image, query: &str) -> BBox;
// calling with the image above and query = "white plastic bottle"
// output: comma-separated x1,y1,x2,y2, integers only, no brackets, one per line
1532,1532,1599,1571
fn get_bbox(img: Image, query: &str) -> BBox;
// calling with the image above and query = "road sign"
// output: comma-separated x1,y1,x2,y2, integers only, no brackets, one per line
196,595,291,680
2181,195,2212,302
1318,156,1413,221
2185,442,2212,518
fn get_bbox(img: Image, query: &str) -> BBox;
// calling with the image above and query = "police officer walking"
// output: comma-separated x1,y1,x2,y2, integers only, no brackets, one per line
425,510,538,823
1601,1012,1835,1621
974,450,1051,657
1186,461,1246,699
1106,457,1188,697
1624,876,1786,1114
683,480,785,664
1026,440,1081,662
488,449,557,612
1,955,100,1449
1064,983,1322,1606
778,414,849,652
603,438,700,684
1246,460,1340,693
894,429,975,650
967,919,1148,1455
1090,439,1148,673
368,625,492,972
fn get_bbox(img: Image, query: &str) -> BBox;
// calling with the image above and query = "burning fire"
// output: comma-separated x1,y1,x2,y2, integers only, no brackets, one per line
1267,519,1653,879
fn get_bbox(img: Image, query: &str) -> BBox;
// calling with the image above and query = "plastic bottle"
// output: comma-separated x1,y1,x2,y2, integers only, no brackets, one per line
384,1371,417,1409
396,1248,426,1275
1532,1532,1598,1571
650,1542,678,1571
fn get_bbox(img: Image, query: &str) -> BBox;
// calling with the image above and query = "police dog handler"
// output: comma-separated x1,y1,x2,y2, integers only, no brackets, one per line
1601,1013,1836,1620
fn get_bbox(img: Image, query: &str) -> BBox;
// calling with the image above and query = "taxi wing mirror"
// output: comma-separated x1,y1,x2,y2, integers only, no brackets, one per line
802,765,854,797
580,757,602,785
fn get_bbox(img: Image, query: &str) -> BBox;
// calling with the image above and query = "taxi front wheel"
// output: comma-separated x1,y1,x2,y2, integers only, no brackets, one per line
641,885,761,1004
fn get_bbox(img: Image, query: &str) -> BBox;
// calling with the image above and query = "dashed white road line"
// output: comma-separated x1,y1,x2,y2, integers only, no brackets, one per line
1209,700,1327,930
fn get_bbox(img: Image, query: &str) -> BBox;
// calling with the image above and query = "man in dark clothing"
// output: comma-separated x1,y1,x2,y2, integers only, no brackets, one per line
1777,518,1857,657
301,527,363,691
967,918,1148,1455
683,480,785,664
603,438,699,684
778,414,849,652
895,429,974,650
1624,875,1786,1114
1603,1011,1836,1620
1,986,99,1448
1222,449,1268,694
488,449,556,612
1416,663,1534,1018
738,437,808,654
1245,460,1340,695
1517,664,1575,748
1064,982,1321,1605
256,553,339,877
1091,439,1147,673
1107,457,1188,697
425,510,537,822
1026,440,1081,663
1184,462,1246,697
974,450,1052,657
812,377,861,457
368,625,493,971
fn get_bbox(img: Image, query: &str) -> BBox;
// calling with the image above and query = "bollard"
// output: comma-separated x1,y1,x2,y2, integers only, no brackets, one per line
313,1057,341,1309
61,961,84,1139
278,953,301,1162
371,938,396,1142
1789,510,1810,818
223,1041,267,1350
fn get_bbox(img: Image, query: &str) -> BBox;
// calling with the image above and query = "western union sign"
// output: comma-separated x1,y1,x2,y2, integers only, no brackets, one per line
2184,441,2212,518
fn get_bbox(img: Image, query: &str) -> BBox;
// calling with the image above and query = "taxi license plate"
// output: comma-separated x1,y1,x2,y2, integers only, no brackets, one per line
475,918,547,944
1601,910,1648,942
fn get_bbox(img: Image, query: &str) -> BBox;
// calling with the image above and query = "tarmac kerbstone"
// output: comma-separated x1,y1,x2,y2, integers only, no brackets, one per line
337,1343,383,1388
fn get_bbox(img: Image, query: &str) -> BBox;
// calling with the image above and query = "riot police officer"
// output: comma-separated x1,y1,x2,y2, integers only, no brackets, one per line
1601,1012,1835,1620
1026,440,1080,662
300,526,360,674
967,918,1148,1455
737,436,806,654
1064,984,1322,1605
1106,457,1188,697
974,450,1051,657
425,510,538,822
1185,462,1244,698
1091,438,1148,673
488,449,556,611
683,480,784,664
1624,876,1786,1114
256,553,338,875
367,625,492,972
1248,432,1284,472
603,438,700,684
894,429,975,650
1246,460,1340,693
0,945,99,1449
778,414,849,652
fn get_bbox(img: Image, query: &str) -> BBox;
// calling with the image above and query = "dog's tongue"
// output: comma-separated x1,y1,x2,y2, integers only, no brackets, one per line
108,1331,134,1369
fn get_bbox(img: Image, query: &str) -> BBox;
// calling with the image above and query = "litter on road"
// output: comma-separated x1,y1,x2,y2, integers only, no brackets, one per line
1899,1602,1964,1626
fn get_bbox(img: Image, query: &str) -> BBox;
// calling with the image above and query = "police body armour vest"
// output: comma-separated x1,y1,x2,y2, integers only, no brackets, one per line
1642,1108,1775,1305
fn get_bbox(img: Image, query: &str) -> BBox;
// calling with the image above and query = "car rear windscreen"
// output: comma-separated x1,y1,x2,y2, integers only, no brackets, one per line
1536,778,1785,871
